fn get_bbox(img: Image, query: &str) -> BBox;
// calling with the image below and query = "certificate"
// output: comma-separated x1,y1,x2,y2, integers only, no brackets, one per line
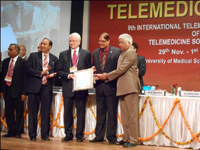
73,68,94,91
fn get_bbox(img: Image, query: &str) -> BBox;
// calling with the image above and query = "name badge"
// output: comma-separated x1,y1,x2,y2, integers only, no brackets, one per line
5,76,12,82
70,67,77,73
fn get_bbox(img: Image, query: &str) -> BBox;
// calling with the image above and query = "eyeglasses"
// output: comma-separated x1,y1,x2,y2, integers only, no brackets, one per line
98,40,107,43
118,41,126,45
20,49,26,51
69,40,78,43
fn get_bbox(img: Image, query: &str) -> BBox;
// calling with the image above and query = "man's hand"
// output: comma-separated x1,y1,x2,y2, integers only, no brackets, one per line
21,95,27,102
47,72,57,78
92,66,97,73
136,67,139,76
0,92,3,99
101,73,108,80
41,66,51,76
94,73,108,80
68,74,75,79
94,74,102,80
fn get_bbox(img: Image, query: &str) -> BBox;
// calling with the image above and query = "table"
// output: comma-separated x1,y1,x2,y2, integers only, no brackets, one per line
1,93,200,149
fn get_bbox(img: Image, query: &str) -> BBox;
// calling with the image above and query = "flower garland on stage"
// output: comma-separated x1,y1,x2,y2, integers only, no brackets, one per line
1,96,200,144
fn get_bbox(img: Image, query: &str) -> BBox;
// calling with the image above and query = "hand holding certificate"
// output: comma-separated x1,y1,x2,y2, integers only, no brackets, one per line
73,68,94,91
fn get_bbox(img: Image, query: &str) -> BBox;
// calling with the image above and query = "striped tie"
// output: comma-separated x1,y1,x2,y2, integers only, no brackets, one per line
6,58,14,86
42,54,48,85
72,50,77,67
100,50,106,72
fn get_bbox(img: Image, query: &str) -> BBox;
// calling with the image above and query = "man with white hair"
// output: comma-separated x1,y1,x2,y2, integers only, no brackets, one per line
57,32,91,142
94,33,141,147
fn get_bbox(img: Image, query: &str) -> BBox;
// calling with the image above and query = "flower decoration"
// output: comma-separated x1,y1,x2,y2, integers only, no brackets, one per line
172,83,178,88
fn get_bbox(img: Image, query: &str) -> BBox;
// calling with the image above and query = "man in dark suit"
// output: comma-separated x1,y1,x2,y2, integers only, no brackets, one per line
95,34,141,147
1,1,34,55
89,33,121,144
57,32,91,142
0,44,27,138
132,43,146,87
26,38,58,141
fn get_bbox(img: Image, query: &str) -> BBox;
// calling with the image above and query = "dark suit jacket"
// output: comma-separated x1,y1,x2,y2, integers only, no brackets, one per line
57,48,91,98
137,55,146,87
0,57,27,98
92,46,121,96
26,51,58,94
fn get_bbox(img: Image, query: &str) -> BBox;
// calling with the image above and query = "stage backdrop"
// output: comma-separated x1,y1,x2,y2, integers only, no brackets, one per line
89,0,200,92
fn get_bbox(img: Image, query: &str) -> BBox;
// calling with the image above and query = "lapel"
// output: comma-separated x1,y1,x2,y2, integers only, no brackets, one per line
13,57,20,75
104,46,112,70
5,58,11,74
67,49,72,67
38,51,42,68
96,48,101,69
77,48,82,69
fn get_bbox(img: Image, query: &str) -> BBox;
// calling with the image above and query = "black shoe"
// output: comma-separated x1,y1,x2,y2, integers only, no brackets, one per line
41,136,50,141
15,134,22,138
115,140,126,145
89,138,103,142
123,142,137,147
108,139,116,144
77,138,83,142
2,133,13,137
62,136,73,142
30,137,36,141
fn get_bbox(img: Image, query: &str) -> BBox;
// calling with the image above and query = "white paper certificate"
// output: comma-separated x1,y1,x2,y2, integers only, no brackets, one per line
73,68,93,91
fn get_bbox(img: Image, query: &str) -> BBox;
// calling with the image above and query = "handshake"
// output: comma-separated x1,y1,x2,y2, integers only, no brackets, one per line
92,66,108,81
94,73,108,81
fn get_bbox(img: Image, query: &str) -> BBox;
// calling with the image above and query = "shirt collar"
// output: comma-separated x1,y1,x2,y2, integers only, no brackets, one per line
101,45,109,52
72,47,79,52
42,52,49,57
11,55,19,62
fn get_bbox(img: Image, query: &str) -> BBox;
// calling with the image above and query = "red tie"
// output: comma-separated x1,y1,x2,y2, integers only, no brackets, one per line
6,58,14,86
42,54,48,85
72,50,77,67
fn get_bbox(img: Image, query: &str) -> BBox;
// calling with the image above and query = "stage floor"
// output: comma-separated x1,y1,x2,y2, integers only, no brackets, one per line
1,132,188,150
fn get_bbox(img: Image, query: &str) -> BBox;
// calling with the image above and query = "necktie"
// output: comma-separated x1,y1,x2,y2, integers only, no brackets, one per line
42,54,48,85
72,50,77,67
6,58,14,86
100,50,106,72
16,6,21,29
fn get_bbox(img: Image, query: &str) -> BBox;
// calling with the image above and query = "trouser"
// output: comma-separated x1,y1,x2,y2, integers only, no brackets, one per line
63,93,87,139
95,95,119,141
120,92,139,144
5,89,24,135
28,85,52,138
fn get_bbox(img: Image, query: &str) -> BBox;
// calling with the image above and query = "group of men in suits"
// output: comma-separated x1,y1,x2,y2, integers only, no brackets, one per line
1,32,146,147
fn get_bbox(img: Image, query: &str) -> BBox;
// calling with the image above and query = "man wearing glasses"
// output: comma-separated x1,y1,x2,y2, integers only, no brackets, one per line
19,45,28,60
90,32,121,144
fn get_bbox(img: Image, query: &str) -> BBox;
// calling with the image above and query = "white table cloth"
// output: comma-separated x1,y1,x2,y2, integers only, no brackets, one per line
1,93,199,149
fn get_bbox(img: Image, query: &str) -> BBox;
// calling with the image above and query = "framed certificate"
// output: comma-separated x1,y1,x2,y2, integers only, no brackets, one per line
73,68,94,91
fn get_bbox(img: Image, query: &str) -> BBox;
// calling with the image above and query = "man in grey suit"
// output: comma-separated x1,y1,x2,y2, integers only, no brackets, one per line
95,34,141,147
89,32,121,144
57,32,91,142
132,42,146,88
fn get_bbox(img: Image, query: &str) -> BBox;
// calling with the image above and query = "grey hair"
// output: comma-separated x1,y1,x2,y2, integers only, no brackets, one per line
118,33,133,44
69,32,81,41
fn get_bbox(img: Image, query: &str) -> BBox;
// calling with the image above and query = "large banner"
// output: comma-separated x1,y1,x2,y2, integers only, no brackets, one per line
89,1,200,92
